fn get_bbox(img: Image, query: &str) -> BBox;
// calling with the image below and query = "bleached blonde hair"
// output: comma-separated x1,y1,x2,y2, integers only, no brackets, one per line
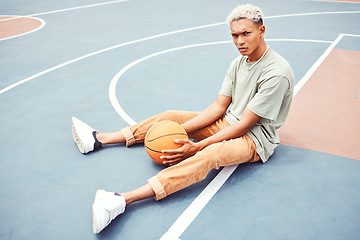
226,4,264,25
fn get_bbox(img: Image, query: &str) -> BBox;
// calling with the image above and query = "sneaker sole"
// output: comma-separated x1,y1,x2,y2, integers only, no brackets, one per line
92,203,100,233
72,119,85,154
92,190,108,234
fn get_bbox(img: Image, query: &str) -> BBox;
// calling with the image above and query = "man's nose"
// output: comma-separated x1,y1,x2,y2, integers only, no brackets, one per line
237,36,245,45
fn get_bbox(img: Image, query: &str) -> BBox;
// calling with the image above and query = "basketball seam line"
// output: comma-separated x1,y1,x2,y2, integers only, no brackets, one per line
145,145,163,154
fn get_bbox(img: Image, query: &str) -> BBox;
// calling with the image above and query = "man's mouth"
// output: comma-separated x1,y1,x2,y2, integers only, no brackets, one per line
238,47,247,53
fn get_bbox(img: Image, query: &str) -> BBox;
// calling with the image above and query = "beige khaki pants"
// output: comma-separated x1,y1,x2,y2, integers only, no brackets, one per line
121,111,260,200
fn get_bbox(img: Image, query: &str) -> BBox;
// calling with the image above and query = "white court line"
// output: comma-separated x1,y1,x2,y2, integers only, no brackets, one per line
0,22,223,95
0,16,46,42
294,34,343,95
109,40,231,125
294,33,360,95
268,39,332,44
159,165,238,240
1,10,359,95
0,0,129,22
342,33,360,38
265,10,360,19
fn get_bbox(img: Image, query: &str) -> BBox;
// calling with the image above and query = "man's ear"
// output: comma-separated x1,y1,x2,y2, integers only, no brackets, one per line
259,25,265,37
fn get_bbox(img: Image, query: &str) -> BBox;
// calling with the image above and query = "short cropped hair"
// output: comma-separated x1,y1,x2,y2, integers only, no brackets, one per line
226,4,264,25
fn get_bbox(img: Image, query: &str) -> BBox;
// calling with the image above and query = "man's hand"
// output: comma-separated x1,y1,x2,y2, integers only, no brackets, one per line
161,139,200,166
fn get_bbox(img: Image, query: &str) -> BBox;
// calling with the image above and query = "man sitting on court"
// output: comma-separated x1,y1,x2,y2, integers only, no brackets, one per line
72,4,294,234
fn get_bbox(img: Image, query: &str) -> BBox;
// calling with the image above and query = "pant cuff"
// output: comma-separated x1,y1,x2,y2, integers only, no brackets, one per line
148,176,167,201
120,127,136,147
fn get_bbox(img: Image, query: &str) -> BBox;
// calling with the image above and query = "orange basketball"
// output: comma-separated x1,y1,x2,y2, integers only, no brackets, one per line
145,121,188,165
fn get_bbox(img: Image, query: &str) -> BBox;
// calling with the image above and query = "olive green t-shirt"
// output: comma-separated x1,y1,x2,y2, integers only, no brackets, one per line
219,49,294,162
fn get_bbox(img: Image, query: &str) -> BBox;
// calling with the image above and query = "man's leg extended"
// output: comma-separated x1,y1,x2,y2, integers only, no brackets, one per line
74,111,198,153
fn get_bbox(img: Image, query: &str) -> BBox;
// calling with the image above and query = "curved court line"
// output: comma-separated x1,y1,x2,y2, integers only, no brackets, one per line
109,41,231,125
109,38,332,125
0,10,358,95
0,16,46,41
0,0,129,22
0,22,223,95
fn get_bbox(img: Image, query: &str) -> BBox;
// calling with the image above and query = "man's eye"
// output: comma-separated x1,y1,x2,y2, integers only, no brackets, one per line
243,32,249,36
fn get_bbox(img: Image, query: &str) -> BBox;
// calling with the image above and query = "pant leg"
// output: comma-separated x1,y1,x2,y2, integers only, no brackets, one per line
121,110,198,147
187,115,231,141
148,135,260,200
121,111,231,146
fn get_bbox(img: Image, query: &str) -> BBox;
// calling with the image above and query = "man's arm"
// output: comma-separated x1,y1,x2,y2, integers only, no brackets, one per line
196,107,260,150
181,94,232,133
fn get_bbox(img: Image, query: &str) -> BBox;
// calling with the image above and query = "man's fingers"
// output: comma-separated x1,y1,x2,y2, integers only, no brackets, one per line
174,138,189,144
161,154,181,161
162,148,182,154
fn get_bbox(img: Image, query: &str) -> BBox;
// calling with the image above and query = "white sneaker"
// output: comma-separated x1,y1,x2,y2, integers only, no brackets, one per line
72,117,102,154
92,190,126,234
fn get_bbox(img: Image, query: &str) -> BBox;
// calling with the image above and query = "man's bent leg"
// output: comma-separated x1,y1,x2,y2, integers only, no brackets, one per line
121,111,198,147
148,135,260,200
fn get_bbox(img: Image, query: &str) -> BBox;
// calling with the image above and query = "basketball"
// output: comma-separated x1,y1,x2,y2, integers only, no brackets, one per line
145,121,188,165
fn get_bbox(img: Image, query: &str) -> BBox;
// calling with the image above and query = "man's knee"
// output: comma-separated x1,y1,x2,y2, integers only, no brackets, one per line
195,143,222,170
159,110,180,119
158,110,194,124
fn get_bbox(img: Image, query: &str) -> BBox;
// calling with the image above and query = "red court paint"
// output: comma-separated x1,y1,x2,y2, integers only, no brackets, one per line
279,49,360,160
0,16,43,40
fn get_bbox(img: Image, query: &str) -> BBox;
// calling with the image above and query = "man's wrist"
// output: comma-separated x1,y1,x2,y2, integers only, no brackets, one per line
196,140,209,151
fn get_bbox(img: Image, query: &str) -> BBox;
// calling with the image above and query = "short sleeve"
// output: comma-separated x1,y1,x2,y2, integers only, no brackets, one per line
219,61,236,97
247,76,290,121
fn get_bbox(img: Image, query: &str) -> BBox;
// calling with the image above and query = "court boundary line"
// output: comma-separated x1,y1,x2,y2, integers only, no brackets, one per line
294,33,360,95
0,16,46,41
0,0,129,22
159,165,238,240
160,33,360,240
1,10,359,95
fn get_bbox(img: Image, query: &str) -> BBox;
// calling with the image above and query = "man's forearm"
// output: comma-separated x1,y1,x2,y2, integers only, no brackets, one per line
181,95,231,133
196,107,261,150
182,103,225,133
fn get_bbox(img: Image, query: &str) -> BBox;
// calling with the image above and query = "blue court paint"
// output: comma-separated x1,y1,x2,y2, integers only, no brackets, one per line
336,34,360,51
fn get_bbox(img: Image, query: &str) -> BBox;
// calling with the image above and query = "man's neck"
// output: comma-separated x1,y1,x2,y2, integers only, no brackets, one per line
247,42,268,63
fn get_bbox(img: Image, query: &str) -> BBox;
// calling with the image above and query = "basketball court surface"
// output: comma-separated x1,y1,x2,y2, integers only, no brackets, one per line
1,0,359,239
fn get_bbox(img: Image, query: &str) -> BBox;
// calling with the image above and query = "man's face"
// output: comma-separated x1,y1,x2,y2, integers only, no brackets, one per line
230,19,265,61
